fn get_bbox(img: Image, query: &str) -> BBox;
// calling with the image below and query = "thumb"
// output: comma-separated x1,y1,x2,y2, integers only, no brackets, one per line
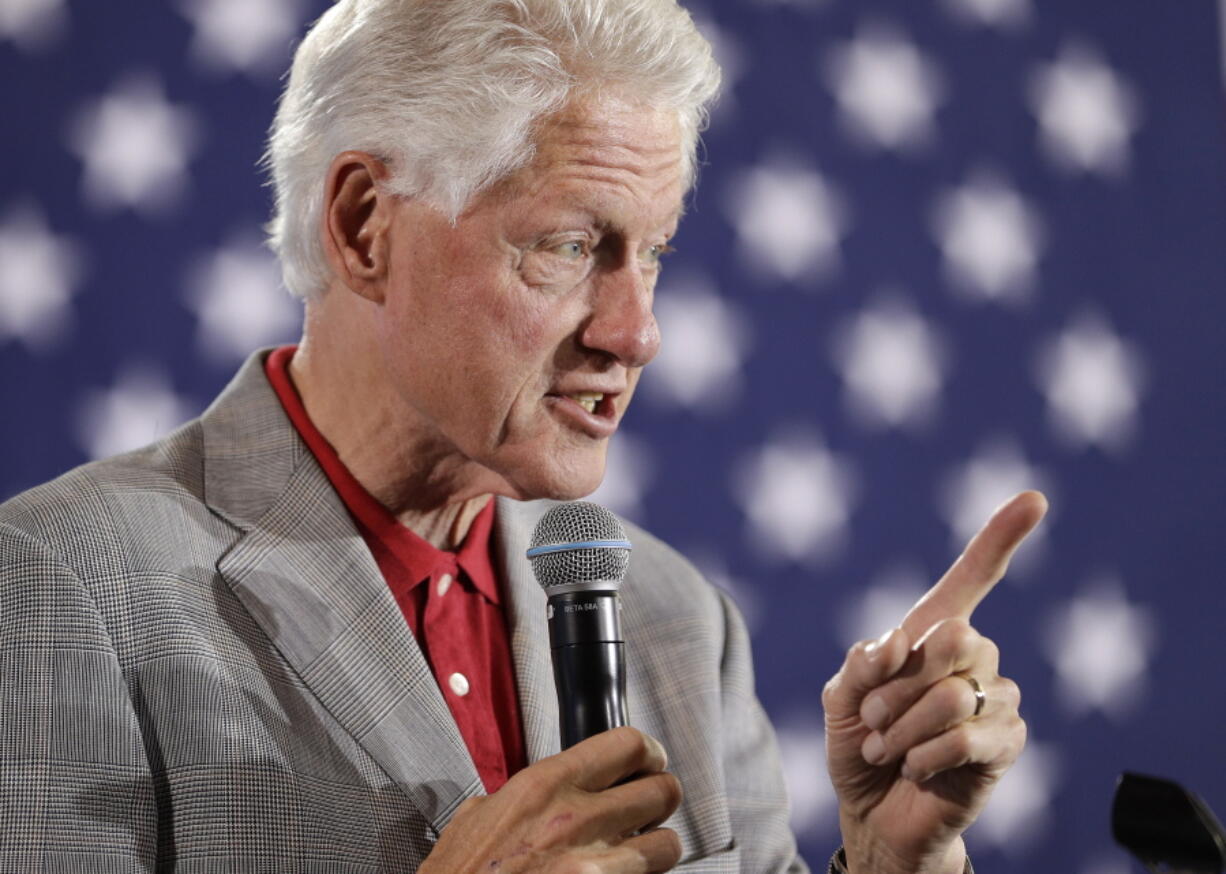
821,627,910,725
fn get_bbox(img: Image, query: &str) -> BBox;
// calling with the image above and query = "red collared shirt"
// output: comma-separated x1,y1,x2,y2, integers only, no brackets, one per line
265,345,526,792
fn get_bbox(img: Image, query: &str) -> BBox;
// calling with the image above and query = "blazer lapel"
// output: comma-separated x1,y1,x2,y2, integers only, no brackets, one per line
202,351,483,835
494,497,560,765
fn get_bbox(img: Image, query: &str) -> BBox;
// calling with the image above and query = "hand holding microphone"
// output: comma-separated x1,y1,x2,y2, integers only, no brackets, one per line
419,727,682,874
421,502,683,873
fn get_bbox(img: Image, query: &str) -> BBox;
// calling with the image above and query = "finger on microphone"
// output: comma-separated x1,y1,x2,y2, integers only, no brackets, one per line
900,490,1048,640
563,726,670,792
609,828,684,873
593,770,684,837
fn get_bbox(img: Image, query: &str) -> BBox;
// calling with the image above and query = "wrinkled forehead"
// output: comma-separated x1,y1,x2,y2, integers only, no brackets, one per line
499,94,687,224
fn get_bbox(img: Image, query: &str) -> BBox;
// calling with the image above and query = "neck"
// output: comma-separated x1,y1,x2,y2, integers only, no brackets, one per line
288,295,504,550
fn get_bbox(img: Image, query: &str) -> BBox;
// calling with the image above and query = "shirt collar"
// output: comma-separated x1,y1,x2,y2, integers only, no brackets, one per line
264,344,501,605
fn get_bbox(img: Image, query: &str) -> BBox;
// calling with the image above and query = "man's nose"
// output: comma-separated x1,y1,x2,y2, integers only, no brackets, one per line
579,262,661,368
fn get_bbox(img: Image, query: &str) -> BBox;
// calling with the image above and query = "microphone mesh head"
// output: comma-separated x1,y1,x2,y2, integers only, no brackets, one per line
528,501,630,590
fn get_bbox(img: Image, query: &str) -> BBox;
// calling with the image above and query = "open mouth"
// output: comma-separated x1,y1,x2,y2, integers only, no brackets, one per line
568,392,604,415
547,391,618,422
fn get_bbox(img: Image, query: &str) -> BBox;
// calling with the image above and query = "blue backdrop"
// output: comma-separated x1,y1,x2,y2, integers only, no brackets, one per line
3,1,1224,871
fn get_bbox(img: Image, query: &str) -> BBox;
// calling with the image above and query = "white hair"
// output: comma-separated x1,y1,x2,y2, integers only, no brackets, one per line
265,0,722,300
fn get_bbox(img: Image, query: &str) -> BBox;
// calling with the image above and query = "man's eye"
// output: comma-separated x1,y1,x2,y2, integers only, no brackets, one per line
551,241,587,260
643,243,676,266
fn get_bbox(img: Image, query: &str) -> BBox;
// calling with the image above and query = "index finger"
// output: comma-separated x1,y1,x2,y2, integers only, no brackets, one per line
901,490,1048,640
554,726,669,792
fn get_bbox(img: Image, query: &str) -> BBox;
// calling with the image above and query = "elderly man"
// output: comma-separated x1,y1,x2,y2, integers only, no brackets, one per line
0,0,1044,871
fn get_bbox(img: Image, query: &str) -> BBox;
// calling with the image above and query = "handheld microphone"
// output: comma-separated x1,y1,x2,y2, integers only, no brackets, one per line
526,501,631,749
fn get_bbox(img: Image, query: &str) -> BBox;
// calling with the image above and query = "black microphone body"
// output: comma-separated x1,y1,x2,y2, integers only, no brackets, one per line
547,589,628,749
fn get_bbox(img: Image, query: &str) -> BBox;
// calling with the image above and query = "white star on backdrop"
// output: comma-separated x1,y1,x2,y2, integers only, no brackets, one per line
0,0,67,50
831,295,947,431
968,741,1059,852
940,0,1031,30
938,438,1052,570
1035,312,1146,453
643,272,751,414
931,169,1045,304
1042,576,1155,719
586,429,655,525
733,431,857,564
76,365,196,460
1028,43,1141,176
836,563,928,648
822,22,945,153
724,159,848,284
184,232,302,364
177,0,305,77
774,717,838,842
67,74,201,215
0,205,82,351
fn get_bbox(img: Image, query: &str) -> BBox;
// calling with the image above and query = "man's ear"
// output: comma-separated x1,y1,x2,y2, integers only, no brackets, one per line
320,151,394,303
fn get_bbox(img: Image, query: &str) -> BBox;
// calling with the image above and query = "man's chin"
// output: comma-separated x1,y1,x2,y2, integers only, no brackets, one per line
495,454,607,504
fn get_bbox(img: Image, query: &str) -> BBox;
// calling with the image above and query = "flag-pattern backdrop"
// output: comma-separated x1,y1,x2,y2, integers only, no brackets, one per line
2,1,1224,871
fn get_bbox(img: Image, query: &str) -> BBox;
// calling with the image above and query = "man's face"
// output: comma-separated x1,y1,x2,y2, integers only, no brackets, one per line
374,95,684,500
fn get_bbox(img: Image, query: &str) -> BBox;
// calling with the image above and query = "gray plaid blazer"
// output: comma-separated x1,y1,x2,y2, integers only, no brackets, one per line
0,351,807,873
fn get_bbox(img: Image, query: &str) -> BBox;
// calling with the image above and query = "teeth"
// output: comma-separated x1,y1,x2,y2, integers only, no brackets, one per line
569,392,603,414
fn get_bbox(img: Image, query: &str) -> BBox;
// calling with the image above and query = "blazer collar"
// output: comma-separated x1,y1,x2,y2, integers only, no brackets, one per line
199,350,305,530
199,352,563,817
491,497,561,765
201,350,487,833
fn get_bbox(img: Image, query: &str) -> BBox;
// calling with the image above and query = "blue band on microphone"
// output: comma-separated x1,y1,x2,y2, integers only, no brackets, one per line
526,539,633,558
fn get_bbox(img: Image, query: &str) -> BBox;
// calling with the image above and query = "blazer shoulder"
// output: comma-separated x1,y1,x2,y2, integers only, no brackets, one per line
622,518,708,586
620,517,731,623
0,418,209,579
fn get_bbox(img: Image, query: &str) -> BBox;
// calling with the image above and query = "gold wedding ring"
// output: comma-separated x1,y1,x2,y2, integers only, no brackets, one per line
958,673,987,718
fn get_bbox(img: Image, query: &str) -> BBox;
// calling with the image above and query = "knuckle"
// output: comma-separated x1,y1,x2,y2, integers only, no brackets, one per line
627,726,651,757
981,636,1001,667
935,677,968,716
520,781,555,815
919,618,965,660
821,675,840,710
945,619,978,657
1012,715,1029,756
610,725,652,767
656,772,683,811
611,724,643,747
998,677,1022,711
846,638,875,667
539,749,577,784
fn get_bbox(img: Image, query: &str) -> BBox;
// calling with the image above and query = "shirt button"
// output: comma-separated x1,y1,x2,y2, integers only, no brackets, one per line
448,672,470,697
437,573,453,597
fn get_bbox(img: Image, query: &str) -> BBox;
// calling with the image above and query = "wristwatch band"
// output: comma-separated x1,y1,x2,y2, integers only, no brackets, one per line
827,847,974,873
